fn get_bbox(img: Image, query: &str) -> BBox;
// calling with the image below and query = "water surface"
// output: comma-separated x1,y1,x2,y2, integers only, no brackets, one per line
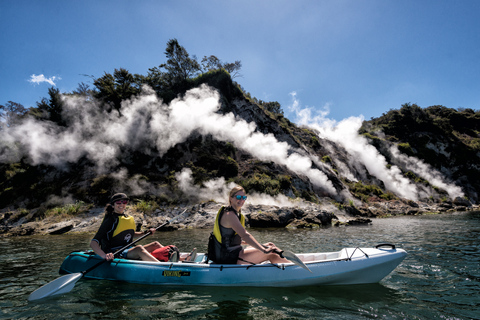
1,211,479,319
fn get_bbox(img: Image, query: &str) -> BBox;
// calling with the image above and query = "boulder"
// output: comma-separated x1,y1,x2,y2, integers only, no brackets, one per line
47,221,76,235
453,197,472,207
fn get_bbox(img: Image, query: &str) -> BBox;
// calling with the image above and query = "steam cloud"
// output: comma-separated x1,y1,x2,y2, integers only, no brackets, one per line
0,84,464,204
1,85,334,205
289,92,464,201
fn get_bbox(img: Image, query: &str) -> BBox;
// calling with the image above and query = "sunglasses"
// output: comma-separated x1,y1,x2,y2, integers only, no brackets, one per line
115,200,128,205
234,195,247,200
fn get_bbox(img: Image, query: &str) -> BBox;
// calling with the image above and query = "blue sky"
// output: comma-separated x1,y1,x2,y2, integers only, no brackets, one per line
1,0,479,123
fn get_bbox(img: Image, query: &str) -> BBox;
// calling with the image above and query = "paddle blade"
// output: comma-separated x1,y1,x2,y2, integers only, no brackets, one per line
28,273,83,301
282,250,313,273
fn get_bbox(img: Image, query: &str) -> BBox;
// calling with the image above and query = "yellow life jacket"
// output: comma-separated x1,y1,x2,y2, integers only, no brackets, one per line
111,214,136,245
213,206,245,243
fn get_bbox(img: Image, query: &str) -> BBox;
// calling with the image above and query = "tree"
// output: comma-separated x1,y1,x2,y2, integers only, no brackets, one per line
222,60,242,79
259,100,283,115
93,68,140,112
35,87,65,125
201,55,222,71
202,55,242,78
72,82,93,98
161,38,201,86
0,101,28,129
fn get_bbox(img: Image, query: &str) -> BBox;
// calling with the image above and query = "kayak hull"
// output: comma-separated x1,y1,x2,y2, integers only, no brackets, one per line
59,246,407,287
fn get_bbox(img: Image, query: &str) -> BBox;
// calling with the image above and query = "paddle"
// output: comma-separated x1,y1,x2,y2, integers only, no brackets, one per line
28,209,188,301
263,245,312,273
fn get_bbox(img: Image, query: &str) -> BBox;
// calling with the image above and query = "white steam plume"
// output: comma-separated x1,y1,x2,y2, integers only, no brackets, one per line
176,168,307,207
0,85,336,197
288,92,463,201
389,146,464,199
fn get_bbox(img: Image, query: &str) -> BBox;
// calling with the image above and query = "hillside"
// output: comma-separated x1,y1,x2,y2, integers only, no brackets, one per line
1,41,479,233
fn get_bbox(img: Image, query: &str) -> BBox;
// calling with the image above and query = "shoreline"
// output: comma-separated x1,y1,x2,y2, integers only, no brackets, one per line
1,199,479,238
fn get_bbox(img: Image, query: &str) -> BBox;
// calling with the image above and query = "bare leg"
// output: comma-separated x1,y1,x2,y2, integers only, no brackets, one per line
127,245,160,262
142,241,163,253
238,247,289,265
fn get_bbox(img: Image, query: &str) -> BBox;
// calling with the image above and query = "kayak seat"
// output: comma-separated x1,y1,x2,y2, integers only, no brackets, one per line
296,253,327,262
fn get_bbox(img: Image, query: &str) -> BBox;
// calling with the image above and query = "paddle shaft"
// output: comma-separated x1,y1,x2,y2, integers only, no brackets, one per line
83,209,187,275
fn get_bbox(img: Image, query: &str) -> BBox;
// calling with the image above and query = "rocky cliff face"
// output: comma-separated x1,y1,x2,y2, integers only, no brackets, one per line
1,73,479,236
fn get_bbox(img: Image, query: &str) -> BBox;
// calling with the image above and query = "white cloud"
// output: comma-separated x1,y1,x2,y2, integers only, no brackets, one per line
28,74,60,86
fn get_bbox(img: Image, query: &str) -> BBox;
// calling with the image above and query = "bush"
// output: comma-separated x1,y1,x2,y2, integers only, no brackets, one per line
242,173,281,196
398,142,414,156
45,201,91,219
133,200,159,215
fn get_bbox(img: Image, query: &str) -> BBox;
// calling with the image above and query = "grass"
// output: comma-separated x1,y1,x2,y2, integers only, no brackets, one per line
132,199,160,215
44,201,92,219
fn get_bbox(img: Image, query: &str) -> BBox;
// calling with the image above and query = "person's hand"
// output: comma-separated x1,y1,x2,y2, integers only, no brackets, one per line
262,243,279,254
149,228,156,235
104,252,114,261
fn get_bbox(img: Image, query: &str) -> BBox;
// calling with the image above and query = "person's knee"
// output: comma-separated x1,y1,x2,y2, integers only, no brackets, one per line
133,245,147,253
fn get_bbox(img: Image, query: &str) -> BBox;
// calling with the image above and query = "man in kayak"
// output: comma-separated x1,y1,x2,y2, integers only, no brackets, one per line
209,186,289,265
90,193,195,262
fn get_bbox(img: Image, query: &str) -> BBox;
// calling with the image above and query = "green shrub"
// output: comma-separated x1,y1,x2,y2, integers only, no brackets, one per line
242,173,281,196
398,142,414,156
133,200,159,215
322,155,333,165
349,181,397,202
45,201,91,218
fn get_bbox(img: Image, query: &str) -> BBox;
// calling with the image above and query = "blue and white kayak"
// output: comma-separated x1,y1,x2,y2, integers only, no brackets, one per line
59,244,407,287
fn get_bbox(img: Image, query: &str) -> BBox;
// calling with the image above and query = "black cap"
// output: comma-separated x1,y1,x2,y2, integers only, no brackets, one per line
110,193,129,204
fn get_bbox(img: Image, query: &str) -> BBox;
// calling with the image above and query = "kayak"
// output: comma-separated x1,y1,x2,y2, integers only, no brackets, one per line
58,244,406,287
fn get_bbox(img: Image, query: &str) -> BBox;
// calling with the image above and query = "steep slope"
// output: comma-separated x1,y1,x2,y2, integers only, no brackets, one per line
0,71,478,219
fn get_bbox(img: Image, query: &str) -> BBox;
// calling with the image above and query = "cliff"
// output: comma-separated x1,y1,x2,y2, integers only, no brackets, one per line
1,69,479,237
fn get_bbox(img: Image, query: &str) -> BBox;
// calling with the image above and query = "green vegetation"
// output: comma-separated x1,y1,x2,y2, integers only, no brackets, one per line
133,199,160,215
45,201,92,219
348,181,397,202
241,172,293,197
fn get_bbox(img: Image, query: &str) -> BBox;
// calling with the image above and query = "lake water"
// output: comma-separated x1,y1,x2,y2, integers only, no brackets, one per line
1,211,479,319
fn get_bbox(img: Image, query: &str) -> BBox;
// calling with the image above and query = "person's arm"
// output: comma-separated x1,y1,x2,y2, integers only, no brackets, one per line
91,215,115,261
134,227,156,238
90,239,114,261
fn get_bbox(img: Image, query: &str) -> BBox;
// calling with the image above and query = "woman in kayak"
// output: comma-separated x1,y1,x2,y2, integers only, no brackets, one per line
211,186,289,265
90,193,162,262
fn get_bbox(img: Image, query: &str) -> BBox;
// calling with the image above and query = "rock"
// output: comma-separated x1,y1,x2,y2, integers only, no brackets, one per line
453,197,472,207
344,205,362,216
48,221,76,235
246,206,298,228
439,202,453,209
406,209,420,215
334,217,372,226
